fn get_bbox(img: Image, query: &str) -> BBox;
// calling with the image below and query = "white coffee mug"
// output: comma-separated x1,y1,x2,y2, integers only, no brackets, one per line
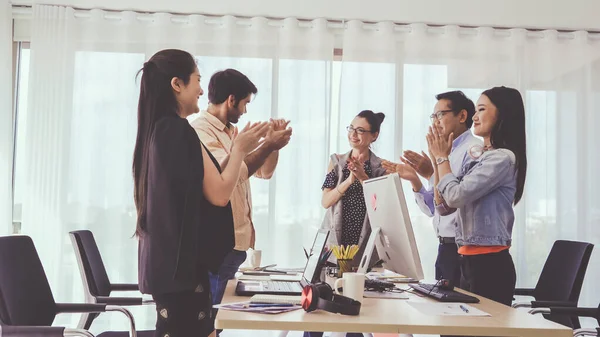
250,249,262,268
333,272,365,301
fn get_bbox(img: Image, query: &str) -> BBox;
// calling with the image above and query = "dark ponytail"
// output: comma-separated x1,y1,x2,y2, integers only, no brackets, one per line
133,49,197,236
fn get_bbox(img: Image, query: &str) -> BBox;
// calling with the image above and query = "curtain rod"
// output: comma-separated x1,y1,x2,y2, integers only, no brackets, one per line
11,4,600,35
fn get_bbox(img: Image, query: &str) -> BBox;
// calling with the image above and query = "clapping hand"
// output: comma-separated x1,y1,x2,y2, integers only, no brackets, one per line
401,150,434,179
426,123,453,159
264,119,292,151
347,156,369,182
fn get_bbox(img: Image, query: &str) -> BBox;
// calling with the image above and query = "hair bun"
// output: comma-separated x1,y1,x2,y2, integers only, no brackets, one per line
143,61,156,71
375,112,385,122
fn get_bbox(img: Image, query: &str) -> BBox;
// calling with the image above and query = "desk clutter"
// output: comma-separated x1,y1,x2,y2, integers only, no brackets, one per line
213,301,302,314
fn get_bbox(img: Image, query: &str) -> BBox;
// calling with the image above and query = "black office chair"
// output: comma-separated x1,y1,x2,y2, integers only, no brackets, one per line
69,230,152,330
512,240,594,328
0,235,137,337
530,303,600,336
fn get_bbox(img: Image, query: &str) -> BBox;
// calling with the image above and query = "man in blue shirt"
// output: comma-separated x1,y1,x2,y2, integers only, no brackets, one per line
383,91,481,288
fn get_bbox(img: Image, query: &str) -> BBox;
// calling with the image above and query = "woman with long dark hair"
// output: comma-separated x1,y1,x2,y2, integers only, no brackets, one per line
133,49,269,337
427,86,527,306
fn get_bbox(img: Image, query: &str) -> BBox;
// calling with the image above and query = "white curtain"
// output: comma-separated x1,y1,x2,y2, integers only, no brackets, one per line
21,4,334,333
337,22,600,318
16,3,600,334
0,0,13,235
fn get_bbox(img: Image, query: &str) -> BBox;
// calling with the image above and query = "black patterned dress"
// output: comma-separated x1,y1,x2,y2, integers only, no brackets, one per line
322,160,372,246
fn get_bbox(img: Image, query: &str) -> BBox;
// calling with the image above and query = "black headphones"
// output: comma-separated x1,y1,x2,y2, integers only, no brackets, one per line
300,283,361,316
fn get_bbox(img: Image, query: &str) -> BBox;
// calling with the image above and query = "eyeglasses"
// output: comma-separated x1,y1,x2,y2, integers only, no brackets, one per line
346,126,372,135
429,109,454,122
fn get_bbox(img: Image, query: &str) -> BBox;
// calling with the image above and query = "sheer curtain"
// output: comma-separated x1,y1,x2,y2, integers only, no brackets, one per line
338,22,600,316
0,0,12,234
20,4,334,332
17,4,600,334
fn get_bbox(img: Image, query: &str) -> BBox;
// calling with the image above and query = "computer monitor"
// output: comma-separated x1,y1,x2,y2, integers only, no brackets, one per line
358,173,424,281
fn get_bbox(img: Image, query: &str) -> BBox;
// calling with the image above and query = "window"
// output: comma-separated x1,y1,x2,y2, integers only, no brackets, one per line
12,44,29,234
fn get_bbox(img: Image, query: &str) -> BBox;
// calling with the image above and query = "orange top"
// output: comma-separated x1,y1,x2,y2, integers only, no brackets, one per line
458,245,509,255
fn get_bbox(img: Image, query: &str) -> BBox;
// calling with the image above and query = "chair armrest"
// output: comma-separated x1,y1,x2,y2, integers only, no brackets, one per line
550,306,599,318
63,329,95,337
110,283,139,292
512,301,532,308
514,288,535,296
95,296,143,306
573,328,599,337
531,300,576,308
55,303,107,313
55,304,136,337
0,325,66,337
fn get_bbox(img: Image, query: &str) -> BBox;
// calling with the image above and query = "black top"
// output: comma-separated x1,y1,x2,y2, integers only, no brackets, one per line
138,115,234,295
322,160,373,246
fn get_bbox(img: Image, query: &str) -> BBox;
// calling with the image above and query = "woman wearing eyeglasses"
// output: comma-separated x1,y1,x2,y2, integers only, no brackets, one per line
303,110,386,337
321,110,387,261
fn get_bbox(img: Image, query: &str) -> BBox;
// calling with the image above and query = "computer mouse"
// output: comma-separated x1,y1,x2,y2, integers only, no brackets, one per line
439,278,454,290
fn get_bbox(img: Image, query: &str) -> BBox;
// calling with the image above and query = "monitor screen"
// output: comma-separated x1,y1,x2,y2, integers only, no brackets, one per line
361,173,424,280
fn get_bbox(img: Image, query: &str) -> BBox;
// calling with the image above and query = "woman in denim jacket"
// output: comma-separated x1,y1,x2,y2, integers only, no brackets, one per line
427,86,527,306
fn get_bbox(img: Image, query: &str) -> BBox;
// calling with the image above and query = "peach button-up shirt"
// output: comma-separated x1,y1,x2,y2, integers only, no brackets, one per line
190,111,270,251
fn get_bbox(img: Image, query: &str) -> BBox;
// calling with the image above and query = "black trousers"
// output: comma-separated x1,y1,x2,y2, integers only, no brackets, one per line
459,249,516,306
435,242,462,288
443,249,516,337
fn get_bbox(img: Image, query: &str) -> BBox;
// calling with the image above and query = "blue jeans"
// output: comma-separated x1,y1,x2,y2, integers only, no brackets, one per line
209,249,247,306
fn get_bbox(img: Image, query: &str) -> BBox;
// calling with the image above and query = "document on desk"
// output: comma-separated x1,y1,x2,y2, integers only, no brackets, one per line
363,290,409,299
407,302,491,316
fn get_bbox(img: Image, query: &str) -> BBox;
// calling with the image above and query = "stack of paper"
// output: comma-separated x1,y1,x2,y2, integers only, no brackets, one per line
366,271,418,283
214,301,302,314
250,294,302,305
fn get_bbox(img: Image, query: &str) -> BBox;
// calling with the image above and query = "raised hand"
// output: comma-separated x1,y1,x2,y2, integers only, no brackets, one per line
382,160,419,182
426,123,453,159
270,118,290,131
347,156,369,182
264,121,292,151
401,150,434,180
233,121,270,155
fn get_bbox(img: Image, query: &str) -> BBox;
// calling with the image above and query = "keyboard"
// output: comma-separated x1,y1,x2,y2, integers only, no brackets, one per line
409,283,480,303
261,281,302,293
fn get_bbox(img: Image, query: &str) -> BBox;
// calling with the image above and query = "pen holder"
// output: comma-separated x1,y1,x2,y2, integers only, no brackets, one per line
337,259,353,277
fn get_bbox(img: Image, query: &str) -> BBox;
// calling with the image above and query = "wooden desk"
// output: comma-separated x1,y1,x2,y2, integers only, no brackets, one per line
215,280,573,336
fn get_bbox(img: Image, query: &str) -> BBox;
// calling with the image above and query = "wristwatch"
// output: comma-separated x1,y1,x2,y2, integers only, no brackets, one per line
436,157,449,165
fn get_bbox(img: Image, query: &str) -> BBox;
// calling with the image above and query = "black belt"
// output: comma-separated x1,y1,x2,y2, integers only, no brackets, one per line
438,237,455,244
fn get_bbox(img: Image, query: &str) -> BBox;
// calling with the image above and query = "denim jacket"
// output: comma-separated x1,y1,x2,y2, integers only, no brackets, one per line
437,148,517,247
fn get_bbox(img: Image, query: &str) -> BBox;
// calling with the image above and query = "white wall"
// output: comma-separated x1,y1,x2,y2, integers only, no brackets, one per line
11,0,600,31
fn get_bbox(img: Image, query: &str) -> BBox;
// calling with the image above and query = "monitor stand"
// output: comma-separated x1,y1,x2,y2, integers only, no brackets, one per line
357,227,381,274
